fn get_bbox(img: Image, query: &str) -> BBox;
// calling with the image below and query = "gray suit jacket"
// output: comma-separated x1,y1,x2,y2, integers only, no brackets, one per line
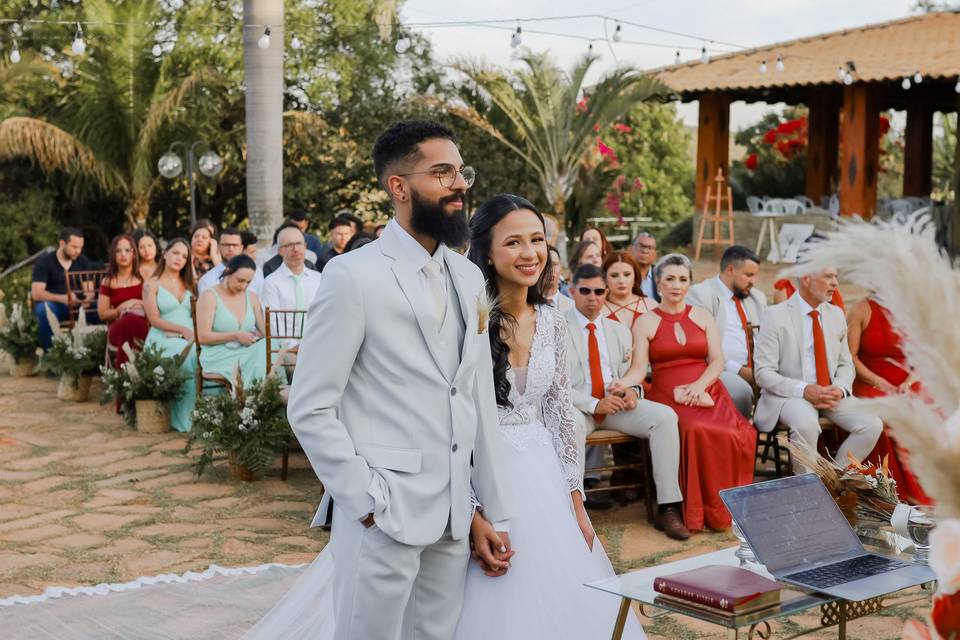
685,276,766,338
563,308,633,415
753,294,855,431
287,222,513,545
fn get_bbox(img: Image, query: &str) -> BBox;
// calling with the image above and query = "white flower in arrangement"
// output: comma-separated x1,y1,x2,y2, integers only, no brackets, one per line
153,365,165,378
202,431,212,439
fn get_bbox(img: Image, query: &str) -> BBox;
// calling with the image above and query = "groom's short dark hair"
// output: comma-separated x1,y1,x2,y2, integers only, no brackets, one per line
372,120,457,189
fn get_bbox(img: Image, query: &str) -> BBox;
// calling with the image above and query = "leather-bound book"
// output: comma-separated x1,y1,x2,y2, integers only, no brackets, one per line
653,565,781,614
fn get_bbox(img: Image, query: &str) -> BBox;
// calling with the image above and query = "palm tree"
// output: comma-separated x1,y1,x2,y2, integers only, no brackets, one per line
447,52,669,252
0,0,223,228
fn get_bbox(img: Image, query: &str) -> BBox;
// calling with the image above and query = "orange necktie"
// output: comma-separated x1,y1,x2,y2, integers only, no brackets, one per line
586,322,606,425
732,296,754,366
809,310,831,386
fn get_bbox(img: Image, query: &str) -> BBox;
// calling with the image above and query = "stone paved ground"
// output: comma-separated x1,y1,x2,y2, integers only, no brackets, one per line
0,351,924,639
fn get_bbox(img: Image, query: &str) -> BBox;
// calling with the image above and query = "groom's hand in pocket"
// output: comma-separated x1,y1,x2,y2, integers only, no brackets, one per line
470,512,514,577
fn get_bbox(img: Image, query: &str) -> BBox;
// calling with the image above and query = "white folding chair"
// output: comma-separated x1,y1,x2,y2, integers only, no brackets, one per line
746,196,765,214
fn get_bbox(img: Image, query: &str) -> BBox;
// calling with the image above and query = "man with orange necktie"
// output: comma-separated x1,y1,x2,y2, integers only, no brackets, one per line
564,264,688,539
753,266,881,472
686,245,766,418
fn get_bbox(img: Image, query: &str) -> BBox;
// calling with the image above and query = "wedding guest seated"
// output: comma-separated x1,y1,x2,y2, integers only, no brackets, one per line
753,266,882,471
98,235,150,369
198,227,264,296
579,224,613,260
615,254,756,532
629,232,659,301
774,277,844,309
685,245,765,418
260,226,322,348
848,296,930,504
541,245,572,312
567,239,602,274
262,222,319,277
316,215,356,272
190,218,220,278
31,227,96,350
142,238,196,432
132,229,160,281
344,232,376,252
196,255,268,388
564,264,688,539
602,251,657,331
241,230,259,260
287,209,324,256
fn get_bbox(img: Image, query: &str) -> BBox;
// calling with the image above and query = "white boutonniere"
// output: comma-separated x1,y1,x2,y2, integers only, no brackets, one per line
476,287,498,335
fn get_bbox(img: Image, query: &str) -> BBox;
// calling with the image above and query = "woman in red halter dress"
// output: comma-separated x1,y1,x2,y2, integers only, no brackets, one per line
602,251,656,331
847,297,930,504
615,255,756,531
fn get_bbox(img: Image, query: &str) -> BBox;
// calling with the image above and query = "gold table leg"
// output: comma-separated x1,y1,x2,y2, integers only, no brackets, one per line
611,597,631,640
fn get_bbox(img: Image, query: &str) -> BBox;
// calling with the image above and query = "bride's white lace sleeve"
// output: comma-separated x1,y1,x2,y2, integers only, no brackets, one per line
542,308,585,498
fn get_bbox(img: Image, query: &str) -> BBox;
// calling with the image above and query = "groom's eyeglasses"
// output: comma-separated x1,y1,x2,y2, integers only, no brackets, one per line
397,164,477,189
577,287,607,296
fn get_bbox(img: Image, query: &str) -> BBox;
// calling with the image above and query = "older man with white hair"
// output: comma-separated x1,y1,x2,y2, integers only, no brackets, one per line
261,226,323,345
753,266,881,469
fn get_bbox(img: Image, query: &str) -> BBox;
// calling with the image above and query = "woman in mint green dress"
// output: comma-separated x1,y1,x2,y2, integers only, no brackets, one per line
195,255,268,389
143,238,197,433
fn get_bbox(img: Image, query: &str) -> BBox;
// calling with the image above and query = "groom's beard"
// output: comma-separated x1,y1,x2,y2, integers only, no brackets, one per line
410,190,469,248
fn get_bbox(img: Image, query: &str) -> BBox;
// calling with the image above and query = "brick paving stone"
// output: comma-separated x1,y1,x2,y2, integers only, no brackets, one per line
135,523,220,538
242,500,315,516
164,483,236,500
46,533,110,549
219,517,300,531
98,504,164,515
0,510,76,533
93,468,169,488
135,470,201,490
200,497,243,509
4,451,73,471
98,452,179,475
18,475,77,494
0,504,45,521
0,550,64,575
123,550,195,576
0,523,74,543
222,539,268,558
149,437,191,452
22,489,83,506
0,469,45,482
89,538,154,558
61,449,133,468
270,552,317,565
71,513,145,532
275,536,322,548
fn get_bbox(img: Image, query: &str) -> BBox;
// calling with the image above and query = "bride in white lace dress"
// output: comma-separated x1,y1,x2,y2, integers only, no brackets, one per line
455,194,645,639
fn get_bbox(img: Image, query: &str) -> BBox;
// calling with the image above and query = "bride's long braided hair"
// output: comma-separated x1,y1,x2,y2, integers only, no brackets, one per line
467,194,551,408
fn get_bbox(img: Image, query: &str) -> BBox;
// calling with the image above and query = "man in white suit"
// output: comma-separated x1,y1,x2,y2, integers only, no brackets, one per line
753,266,881,469
564,263,689,540
287,120,514,640
686,245,765,418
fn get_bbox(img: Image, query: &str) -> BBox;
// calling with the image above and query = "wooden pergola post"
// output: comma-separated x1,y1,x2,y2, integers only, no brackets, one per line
695,91,731,211
806,93,839,204
839,84,880,218
903,99,933,197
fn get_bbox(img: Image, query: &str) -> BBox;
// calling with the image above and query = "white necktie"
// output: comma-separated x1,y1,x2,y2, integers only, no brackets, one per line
422,260,446,330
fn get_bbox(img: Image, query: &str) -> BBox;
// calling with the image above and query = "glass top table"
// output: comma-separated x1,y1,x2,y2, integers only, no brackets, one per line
587,538,933,640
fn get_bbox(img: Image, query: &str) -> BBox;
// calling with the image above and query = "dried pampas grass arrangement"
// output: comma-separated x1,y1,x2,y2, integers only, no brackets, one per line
781,213,960,518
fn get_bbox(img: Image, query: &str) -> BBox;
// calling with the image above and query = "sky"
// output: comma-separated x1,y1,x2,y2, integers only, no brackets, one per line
400,0,918,130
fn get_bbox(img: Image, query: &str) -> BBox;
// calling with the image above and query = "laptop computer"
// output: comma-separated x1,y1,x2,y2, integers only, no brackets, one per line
720,474,935,601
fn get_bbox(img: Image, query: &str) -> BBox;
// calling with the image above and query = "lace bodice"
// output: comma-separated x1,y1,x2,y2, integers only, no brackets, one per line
498,305,584,496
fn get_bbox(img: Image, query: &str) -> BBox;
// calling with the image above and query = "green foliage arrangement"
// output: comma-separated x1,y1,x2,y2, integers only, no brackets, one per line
100,341,191,427
40,327,107,385
186,370,292,480
0,299,39,363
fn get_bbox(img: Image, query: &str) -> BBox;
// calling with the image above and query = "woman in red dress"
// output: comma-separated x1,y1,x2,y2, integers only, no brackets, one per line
615,254,756,531
97,235,150,369
602,251,657,331
847,297,930,504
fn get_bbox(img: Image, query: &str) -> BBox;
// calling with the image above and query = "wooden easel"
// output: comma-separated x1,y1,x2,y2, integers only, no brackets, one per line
694,169,735,260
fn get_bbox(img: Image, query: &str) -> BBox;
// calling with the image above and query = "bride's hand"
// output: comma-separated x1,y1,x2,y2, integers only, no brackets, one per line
470,511,513,577
571,492,596,550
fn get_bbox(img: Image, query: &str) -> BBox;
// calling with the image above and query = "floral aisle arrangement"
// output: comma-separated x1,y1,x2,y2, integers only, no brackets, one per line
39,309,107,401
0,299,40,376
186,369,292,481
100,342,191,432
783,214,960,639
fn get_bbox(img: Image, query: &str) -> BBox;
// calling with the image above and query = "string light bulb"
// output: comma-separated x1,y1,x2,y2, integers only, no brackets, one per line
674,50,681,65
955,78,960,94
759,59,767,74
913,70,923,84
612,24,622,42
290,34,302,50
10,40,20,64
700,46,709,64
395,35,410,54
510,26,522,48
902,77,911,90
837,66,846,80
71,22,85,55
775,55,784,72
151,43,162,57
843,71,854,85
257,26,271,49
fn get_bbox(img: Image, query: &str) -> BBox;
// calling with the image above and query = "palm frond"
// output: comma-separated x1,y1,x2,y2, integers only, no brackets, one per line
0,116,123,195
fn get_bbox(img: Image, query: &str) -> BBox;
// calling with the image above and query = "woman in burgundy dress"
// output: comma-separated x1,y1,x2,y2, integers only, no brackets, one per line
847,297,930,504
97,235,150,369
615,254,755,531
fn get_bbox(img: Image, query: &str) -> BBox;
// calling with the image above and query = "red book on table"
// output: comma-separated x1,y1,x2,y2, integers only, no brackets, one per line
653,565,781,614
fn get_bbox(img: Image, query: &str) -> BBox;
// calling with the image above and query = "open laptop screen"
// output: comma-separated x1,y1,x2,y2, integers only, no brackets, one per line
720,474,863,575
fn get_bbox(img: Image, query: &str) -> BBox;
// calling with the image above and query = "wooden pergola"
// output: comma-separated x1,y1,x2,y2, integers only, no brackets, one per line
654,11,960,218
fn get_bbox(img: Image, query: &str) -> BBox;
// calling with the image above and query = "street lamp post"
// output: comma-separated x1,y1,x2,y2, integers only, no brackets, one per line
158,141,224,226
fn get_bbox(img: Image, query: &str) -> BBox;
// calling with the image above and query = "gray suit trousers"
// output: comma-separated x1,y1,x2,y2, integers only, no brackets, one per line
777,397,883,473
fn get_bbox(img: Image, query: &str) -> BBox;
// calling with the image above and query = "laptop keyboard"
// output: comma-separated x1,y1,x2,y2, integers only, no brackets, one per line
786,554,909,589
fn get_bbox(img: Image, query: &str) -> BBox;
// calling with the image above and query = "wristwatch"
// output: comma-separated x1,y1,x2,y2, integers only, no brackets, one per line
631,385,644,400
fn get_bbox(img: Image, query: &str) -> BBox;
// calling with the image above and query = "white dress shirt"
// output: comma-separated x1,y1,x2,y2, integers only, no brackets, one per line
198,262,264,296
261,262,323,312
715,276,751,374
574,308,613,413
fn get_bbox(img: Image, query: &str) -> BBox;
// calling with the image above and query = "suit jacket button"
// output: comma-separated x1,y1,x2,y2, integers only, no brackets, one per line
452,443,459,452
450,387,457,396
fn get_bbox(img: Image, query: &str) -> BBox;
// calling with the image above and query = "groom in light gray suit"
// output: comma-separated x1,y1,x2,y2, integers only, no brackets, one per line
287,121,514,640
